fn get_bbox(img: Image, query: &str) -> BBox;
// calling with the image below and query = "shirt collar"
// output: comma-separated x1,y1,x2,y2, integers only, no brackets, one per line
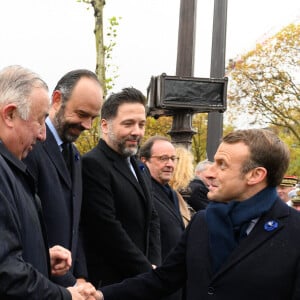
46,117,63,148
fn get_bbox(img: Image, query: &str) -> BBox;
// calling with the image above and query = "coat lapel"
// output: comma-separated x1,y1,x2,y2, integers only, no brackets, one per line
43,126,72,188
99,140,152,217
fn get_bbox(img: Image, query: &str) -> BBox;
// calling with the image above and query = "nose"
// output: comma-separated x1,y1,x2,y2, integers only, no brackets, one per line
165,158,176,166
205,164,216,179
131,123,144,136
81,117,93,130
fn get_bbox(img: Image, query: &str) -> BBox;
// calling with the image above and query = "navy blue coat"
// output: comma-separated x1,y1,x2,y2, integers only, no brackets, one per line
101,198,300,300
24,125,87,286
0,142,70,299
81,139,161,287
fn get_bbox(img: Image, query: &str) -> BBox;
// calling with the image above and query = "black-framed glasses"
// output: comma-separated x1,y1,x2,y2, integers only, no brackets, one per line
150,155,179,163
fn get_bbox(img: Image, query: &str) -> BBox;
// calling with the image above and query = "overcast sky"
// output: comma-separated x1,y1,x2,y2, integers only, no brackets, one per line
0,0,299,94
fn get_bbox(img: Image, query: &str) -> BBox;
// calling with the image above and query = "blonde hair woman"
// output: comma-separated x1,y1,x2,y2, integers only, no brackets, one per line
169,146,195,224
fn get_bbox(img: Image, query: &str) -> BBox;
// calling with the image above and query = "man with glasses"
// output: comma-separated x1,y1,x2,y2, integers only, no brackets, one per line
81,87,161,289
139,136,190,300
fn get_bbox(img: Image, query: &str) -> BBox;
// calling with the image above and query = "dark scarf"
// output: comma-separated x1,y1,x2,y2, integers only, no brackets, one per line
162,183,180,213
205,187,277,273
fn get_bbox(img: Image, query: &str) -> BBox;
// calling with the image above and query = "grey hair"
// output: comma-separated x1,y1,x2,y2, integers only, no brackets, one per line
195,159,213,173
0,65,48,120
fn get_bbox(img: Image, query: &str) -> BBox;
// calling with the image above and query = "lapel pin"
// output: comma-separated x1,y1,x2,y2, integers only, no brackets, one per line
264,220,278,232
139,163,145,172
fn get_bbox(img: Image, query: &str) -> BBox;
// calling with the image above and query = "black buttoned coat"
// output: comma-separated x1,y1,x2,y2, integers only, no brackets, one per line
101,198,300,300
81,139,161,287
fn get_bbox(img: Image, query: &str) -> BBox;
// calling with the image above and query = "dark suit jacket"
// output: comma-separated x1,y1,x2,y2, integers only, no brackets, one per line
24,125,86,287
187,178,209,211
152,179,185,300
0,142,70,299
101,198,300,300
152,179,185,261
81,139,161,287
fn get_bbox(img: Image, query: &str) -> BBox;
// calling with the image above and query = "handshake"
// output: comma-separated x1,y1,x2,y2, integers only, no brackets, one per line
67,283,104,300
49,245,104,300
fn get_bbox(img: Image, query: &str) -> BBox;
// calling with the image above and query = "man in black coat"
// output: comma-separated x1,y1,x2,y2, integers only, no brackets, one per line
96,128,300,300
24,69,103,290
81,87,161,288
0,65,95,299
188,160,213,211
139,136,189,300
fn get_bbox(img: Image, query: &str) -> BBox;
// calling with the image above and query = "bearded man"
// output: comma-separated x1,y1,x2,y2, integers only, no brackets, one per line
81,87,161,288
24,69,103,291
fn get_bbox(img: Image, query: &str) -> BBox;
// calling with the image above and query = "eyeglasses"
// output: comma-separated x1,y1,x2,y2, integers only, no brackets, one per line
150,155,179,163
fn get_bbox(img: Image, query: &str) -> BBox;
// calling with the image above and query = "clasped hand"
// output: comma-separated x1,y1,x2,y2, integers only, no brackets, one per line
49,245,72,276
68,281,103,300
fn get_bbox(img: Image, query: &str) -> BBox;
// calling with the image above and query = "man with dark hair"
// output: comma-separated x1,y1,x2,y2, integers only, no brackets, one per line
81,87,161,288
96,128,300,300
24,69,103,290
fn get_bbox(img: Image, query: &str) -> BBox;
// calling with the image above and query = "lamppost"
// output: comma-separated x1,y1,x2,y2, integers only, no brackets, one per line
147,0,228,153
207,0,228,160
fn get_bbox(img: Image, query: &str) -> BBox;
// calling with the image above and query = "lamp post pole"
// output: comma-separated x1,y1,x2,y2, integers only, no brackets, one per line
168,0,197,149
151,0,228,155
206,0,228,160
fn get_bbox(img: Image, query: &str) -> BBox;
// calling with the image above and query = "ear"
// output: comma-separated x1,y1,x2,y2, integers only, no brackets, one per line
247,167,267,185
51,90,63,111
140,157,147,163
101,119,108,134
1,104,18,127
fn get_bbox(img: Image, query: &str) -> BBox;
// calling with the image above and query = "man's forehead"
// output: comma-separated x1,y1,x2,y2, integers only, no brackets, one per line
215,142,249,161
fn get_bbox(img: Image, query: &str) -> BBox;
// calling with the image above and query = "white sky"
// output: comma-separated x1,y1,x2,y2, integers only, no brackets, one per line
0,0,299,94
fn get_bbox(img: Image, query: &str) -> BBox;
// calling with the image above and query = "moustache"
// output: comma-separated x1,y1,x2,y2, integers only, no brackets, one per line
125,136,140,142
68,124,86,131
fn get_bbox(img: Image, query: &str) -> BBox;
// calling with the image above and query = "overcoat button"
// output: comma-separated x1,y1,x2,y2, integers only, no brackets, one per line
207,286,215,295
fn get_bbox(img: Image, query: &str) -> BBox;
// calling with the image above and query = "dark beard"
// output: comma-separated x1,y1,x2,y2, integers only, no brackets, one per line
53,107,85,143
108,132,139,157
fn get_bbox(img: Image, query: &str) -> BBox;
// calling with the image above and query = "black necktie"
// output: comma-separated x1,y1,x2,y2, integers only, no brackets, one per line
61,143,71,171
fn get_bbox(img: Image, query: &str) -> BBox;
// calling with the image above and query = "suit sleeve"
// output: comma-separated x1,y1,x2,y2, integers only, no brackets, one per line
82,155,153,278
100,218,190,300
0,190,71,300
148,205,161,266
